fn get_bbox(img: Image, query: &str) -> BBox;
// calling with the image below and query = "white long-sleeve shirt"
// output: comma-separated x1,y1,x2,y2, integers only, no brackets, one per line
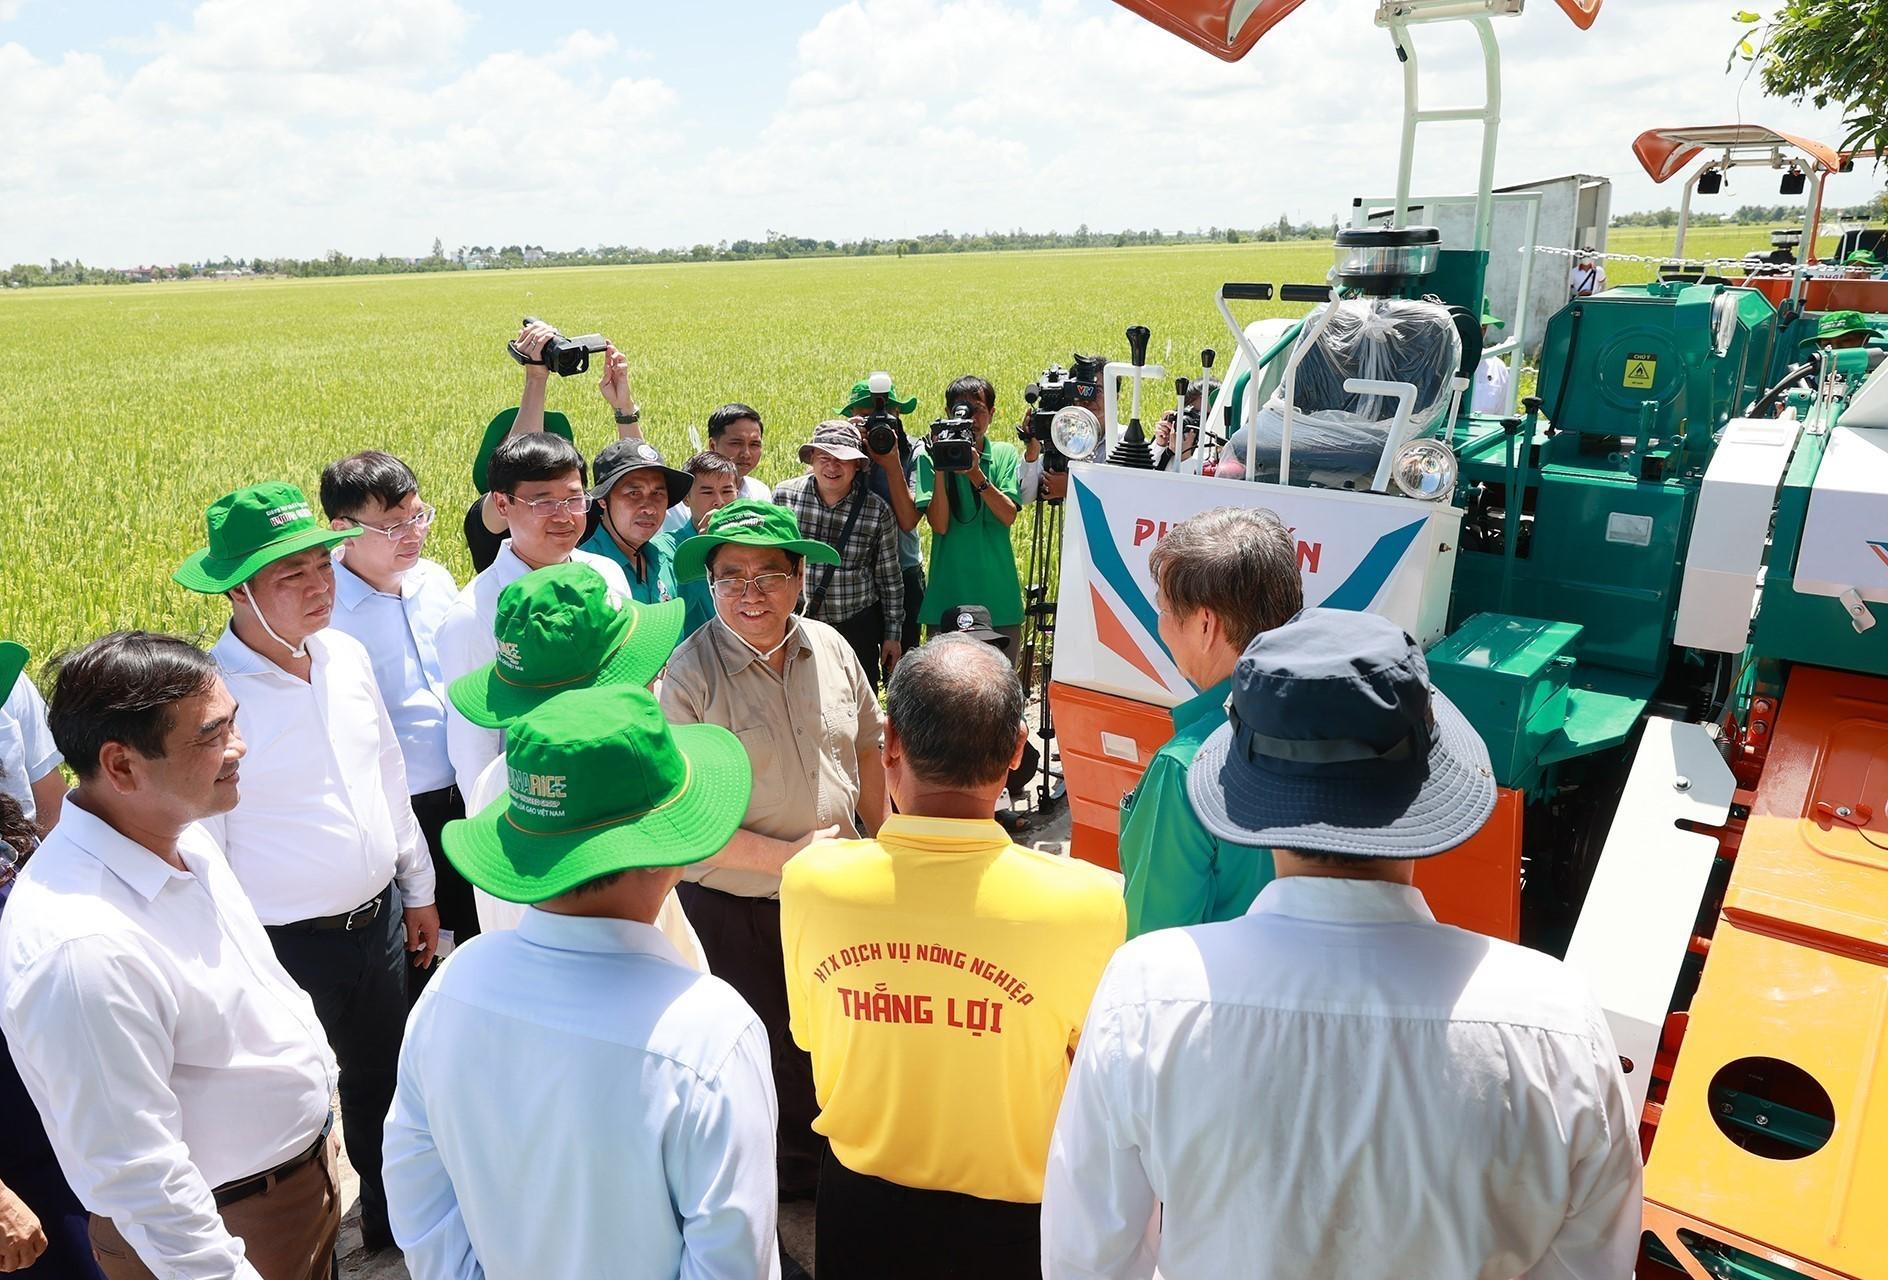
328,553,459,795
0,672,62,824
384,910,780,1280
434,540,632,797
204,625,435,923
1042,877,1642,1280
0,802,336,1280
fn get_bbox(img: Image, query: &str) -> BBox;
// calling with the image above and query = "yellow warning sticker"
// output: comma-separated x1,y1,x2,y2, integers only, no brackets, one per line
1623,353,1657,389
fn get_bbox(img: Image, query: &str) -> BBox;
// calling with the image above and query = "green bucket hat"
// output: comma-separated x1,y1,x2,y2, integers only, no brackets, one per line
1480,298,1505,330
0,641,27,701
448,563,684,728
442,683,751,901
1800,309,1883,347
670,498,841,583
835,377,918,417
173,482,359,594
1844,249,1881,268
472,408,575,494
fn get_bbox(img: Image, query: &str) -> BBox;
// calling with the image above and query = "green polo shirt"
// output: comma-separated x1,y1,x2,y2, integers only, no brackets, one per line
913,438,1024,627
1117,677,1275,938
654,524,714,639
579,525,680,610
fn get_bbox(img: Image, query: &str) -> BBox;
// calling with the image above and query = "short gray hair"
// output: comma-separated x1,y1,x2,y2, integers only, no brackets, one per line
1146,507,1303,650
886,637,1024,789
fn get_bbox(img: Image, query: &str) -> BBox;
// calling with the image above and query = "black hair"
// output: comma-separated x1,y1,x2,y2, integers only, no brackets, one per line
0,792,36,863
318,450,419,520
945,375,996,414
887,636,1025,789
488,433,586,495
48,632,221,779
684,451,740,479
707,404,764,439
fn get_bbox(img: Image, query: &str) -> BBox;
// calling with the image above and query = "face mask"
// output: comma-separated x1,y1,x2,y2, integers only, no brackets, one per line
238,585,309,660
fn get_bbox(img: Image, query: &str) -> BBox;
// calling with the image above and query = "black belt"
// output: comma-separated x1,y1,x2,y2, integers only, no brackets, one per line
213,1113,332,1209
275,884,392,933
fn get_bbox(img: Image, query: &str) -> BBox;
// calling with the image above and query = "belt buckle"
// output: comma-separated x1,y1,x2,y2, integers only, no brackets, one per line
343,897,381,931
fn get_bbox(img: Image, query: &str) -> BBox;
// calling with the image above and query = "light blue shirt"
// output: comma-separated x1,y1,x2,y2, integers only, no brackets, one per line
383,909,781,1280
328,554,458,794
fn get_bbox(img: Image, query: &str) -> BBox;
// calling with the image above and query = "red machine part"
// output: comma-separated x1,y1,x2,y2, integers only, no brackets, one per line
1109,0,1603,64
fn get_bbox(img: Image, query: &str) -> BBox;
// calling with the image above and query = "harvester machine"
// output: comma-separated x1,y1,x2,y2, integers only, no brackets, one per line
1048,2,1888,1275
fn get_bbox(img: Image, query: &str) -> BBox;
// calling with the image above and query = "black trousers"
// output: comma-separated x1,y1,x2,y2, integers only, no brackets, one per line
815,1149,1042,1280
902,564,926,653
407,786,474,1004
266,886,407,1245
828,602,886,688
675,883,823,1198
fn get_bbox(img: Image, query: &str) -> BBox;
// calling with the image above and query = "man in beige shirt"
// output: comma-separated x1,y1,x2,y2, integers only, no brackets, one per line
663,500,887,1201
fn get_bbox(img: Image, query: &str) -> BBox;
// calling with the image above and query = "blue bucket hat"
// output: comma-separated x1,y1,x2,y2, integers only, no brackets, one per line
1187,608,1495,858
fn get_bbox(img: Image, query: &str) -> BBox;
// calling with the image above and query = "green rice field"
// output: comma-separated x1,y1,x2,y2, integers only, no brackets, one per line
0,222,1838,669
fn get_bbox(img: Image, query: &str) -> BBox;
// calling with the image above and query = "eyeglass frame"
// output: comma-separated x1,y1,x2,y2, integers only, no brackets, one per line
337,502,437,541
508,494,595,519
708,571,798,600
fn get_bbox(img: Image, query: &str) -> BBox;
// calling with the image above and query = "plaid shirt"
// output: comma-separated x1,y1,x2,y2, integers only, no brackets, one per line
773,475,905,638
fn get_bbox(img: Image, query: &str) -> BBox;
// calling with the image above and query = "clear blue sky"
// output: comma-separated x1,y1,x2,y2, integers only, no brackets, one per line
0,0,1867,264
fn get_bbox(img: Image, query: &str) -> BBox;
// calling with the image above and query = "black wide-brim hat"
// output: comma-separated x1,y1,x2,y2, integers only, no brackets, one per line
1187,608,1495,859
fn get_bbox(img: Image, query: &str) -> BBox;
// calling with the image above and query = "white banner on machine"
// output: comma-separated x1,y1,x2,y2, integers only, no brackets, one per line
1053,465,1462,705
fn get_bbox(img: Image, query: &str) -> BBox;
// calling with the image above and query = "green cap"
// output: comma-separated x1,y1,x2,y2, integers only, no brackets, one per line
1480,298,1505,330
670,498,840,583
442,684,751,901
472,408,575,494
0,642,27,701
173,482,359,594
448,564,684,728
1844,249,1881,268
836,377,917,417
1800,309,1883,347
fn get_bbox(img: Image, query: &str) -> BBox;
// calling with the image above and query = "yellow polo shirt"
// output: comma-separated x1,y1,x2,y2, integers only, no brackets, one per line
780,815,1126,1202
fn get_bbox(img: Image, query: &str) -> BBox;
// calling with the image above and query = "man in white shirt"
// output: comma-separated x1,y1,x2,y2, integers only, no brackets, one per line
0,640,64,831
0,630,340,1280
661,402,775,533
320,451,475,963
172,481,439,1256
1471,299,1513,415
384,683,778,1280
442,561,701,968
1570,247,1607,297
436,432,631,796
1043,608,1642,1280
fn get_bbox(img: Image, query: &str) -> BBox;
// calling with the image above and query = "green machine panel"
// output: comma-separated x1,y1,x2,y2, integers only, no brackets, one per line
1429,613,1580,789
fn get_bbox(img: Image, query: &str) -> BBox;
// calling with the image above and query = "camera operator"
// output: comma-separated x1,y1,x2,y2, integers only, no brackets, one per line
1152,385,1206,474
840,376,926,655
773,421,904,686
462,321,644,572
914,376,1024,660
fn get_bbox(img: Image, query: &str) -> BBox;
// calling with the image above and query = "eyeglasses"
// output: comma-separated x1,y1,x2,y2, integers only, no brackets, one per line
345,504,436,541
513,495,594,518
709,572,796,600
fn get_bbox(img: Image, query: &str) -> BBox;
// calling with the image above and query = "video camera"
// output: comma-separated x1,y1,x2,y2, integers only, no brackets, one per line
507,316,610,377
1023,354,1106,472
857,370,906,459
927,402,980,473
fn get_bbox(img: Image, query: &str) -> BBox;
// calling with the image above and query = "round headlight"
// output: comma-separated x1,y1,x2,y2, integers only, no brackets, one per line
1050,405,1101,461
1389,439,1457,501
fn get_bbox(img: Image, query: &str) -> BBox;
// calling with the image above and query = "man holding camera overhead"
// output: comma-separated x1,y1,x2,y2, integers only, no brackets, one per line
773,421,904,685
915,376,1025,658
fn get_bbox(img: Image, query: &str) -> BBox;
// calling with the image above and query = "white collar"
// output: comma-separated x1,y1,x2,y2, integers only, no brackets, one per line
210,623,330,680
54,800,196,904
516,909,687,966
1245,876,1437,926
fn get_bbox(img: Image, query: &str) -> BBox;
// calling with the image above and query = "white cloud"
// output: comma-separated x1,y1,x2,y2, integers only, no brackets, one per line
0,0,1870,265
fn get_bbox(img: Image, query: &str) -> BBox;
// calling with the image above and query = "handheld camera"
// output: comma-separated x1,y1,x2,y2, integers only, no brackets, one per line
507,316,610,377
927,402,980,473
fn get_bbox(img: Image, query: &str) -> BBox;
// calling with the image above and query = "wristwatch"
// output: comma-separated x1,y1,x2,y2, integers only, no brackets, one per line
614,407,641,426
973,480,991,495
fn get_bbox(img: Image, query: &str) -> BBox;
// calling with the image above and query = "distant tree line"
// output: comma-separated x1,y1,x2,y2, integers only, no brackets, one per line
1610,196,1887,229
2,219,1347,289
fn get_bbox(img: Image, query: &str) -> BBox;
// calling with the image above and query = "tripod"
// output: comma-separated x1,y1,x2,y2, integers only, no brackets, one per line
1019,487,1067,809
